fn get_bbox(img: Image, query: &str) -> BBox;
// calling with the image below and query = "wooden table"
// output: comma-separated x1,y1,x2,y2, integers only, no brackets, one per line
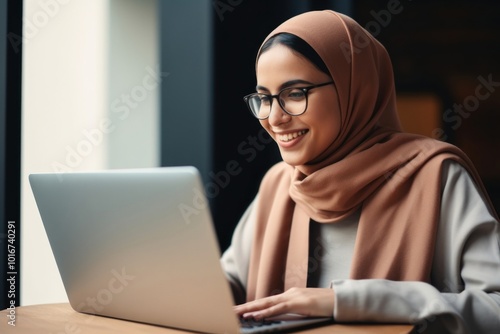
0,303,415,333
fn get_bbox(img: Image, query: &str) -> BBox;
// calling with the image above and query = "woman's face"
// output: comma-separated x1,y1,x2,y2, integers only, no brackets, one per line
256,44,340,166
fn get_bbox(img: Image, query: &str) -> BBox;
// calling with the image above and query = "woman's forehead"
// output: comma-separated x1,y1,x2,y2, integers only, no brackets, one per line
256,45,327,85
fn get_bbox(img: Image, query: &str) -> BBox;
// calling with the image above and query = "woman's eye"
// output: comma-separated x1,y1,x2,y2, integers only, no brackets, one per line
260,96,271,105
287,90,305,100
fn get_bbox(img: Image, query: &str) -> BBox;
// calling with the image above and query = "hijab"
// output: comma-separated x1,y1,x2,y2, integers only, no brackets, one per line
246,10,497,301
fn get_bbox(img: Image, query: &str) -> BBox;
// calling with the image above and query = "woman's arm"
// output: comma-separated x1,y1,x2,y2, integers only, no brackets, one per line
220,197,257,305
332,160,500,333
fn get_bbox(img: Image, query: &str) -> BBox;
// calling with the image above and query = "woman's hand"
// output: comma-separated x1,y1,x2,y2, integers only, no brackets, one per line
233,287,335,320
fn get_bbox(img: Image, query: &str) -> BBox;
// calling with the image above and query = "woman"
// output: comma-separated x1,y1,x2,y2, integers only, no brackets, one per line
221,10,500,333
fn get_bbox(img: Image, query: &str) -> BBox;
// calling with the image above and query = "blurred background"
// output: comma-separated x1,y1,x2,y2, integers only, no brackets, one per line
1,0,499,308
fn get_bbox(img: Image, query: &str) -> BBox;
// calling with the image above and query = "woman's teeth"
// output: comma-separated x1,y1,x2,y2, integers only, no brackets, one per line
277,130,307,142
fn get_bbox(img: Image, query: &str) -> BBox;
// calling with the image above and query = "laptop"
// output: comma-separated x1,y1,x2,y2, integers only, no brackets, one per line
29,166,332,334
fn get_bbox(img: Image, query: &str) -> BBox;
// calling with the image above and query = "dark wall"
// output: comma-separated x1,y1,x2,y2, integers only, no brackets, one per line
160,1,213,185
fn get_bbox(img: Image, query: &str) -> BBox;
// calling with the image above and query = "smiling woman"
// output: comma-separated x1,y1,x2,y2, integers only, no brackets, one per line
255,43,339,166
221,10,500,333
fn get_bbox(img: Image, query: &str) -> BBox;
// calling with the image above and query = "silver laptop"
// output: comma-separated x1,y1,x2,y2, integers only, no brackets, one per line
29,166,332,334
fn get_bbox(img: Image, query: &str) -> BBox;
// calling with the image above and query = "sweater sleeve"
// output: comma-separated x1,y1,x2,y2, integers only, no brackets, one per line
220,197,257,305
331,160,500,333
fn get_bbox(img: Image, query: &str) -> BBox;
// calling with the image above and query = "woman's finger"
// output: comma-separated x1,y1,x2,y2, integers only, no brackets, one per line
234,294,281,315
234,288,335,319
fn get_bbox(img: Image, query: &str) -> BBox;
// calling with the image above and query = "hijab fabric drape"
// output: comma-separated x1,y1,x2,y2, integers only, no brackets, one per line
246,10,497,301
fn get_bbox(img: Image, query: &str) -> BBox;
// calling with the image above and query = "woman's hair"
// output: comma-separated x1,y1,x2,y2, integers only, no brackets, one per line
258,33,330,77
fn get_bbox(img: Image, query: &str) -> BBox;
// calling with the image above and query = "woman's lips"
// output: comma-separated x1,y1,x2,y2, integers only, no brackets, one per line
275,130,308,147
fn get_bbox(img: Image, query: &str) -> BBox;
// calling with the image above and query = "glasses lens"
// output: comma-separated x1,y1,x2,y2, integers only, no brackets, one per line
247,94,271,119
245,88,307,119
279,88,306,115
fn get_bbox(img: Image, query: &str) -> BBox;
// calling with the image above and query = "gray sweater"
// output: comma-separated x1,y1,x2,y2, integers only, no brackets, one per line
221,160,500,333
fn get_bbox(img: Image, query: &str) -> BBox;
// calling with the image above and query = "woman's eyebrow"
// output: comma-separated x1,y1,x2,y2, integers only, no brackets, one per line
256,79,314,92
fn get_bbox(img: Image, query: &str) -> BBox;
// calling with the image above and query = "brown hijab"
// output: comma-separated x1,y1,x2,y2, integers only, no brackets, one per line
246,10,497,301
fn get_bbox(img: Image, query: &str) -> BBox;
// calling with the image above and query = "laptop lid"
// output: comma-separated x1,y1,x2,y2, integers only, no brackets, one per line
29,166,241,334
29,166,332,334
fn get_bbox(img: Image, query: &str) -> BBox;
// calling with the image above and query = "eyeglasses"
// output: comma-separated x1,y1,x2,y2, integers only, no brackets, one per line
243,81,334,120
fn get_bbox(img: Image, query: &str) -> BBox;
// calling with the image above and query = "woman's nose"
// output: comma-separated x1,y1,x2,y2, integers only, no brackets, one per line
267,99,291,126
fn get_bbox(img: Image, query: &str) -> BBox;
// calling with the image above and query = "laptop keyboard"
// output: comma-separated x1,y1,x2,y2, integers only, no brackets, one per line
239,317,282,329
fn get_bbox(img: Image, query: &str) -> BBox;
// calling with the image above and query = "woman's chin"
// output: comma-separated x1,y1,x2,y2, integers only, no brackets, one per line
280,152,307,167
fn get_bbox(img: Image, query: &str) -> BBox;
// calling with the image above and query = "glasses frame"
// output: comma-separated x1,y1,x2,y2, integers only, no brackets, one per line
243,81,334,120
